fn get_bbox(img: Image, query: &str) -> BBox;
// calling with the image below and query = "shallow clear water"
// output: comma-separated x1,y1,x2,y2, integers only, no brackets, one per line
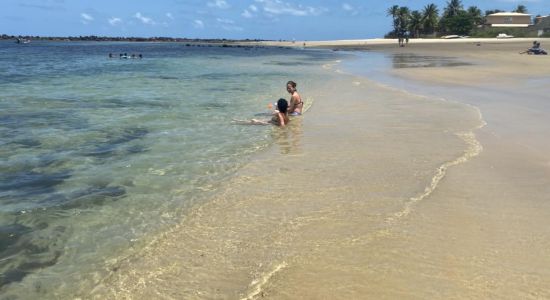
0,41,340,295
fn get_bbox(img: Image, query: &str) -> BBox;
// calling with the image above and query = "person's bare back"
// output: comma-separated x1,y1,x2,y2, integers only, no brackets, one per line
232,98,289,126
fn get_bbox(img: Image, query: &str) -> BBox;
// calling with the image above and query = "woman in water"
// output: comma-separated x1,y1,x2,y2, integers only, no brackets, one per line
233,98,289,127
286,80,303,116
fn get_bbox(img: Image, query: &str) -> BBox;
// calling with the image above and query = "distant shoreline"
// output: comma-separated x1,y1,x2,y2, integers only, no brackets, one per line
3,33,548,45
1,34,269,43
4,35,548,52
241,37,550,48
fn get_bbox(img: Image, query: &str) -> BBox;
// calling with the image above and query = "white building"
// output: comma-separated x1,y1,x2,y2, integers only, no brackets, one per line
486,12,532,27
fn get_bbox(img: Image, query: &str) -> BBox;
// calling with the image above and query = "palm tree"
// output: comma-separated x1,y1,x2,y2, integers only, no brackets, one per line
408,10,424,37
440,0,464,34
515,5,528,13
397,6,411,36
387,5,399,18
422,3,439,34
387,5,400,37
485,9,502,16
467,6,483,26
444,0,463,18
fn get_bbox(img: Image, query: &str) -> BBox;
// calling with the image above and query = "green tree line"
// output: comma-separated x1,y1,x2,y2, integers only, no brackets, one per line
386,0,529,38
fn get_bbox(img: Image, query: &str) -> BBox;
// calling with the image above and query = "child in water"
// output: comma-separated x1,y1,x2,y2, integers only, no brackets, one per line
233,98,289,127
271,98,290,126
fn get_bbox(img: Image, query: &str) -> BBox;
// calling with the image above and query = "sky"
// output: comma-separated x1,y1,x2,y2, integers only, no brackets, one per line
1,0,548,40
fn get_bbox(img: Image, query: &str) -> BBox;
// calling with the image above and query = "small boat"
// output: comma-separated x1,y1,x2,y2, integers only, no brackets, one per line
496,33,514,39
441,35,469,39
15,38,31,44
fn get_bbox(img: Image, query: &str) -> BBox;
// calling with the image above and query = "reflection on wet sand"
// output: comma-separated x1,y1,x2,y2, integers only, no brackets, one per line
272,118,304,155
391,53,472,69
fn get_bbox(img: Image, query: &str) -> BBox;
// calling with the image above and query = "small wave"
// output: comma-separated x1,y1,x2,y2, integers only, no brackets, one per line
387,104,486,223
241,262,288,300
265,61,315,66
322,59,342,70
302,97,314,114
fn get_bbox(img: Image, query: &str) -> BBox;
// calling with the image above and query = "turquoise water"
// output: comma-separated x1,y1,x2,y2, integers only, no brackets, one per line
0,41,340,296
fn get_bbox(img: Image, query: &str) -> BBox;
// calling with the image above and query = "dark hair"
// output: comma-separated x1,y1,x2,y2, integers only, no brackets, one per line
277,98,288,113
286,81,297,88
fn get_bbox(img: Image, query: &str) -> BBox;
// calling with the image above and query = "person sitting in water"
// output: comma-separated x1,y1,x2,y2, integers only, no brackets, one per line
271,98,290,126
521,41,548,55
233,98,289,126
286,81,303,116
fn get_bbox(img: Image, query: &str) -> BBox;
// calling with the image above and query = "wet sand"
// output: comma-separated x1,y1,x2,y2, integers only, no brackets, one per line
92,40,550,299
332,39,550,298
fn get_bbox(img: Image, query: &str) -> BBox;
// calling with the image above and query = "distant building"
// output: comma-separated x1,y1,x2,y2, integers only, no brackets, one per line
485,12,532,27
534,15,548,25
532,15,550,36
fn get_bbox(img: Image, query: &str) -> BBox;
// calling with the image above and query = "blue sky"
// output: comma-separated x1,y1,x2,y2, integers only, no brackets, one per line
1,0,548,40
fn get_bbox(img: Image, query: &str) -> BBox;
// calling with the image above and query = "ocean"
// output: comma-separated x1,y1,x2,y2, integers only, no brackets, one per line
0,41,342,297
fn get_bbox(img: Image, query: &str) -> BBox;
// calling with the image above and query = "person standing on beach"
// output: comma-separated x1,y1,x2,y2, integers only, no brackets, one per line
286,81,303,116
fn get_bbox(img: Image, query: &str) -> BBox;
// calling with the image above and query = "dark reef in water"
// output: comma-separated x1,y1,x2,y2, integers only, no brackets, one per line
0,181,127,290
0,219,64,289
1,171,72,205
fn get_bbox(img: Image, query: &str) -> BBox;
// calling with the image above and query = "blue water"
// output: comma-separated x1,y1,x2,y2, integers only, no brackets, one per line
0,41,341,296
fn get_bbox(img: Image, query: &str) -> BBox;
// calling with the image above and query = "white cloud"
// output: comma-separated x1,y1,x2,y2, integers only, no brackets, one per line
342,3,358,16
193,19,204,29
221,24,243,31
217,18,235,24
81,13,93,21
80,13,93,24
166,13,174,20
108,17,122,26
255,0,327,17
207,0,230,9
242,4,259,18
213,18,242,31
134,12,155,25
242,9,253,18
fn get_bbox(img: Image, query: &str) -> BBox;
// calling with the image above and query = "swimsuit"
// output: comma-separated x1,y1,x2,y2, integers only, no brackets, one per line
291,96,303,115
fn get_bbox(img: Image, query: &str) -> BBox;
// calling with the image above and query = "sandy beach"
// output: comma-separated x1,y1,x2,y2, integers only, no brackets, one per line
88,39,550,299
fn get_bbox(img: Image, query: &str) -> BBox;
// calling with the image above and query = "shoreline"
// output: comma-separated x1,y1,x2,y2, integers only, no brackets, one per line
87,39,550,299
88,50,496,298
244,37,550,47
5,39,548,298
